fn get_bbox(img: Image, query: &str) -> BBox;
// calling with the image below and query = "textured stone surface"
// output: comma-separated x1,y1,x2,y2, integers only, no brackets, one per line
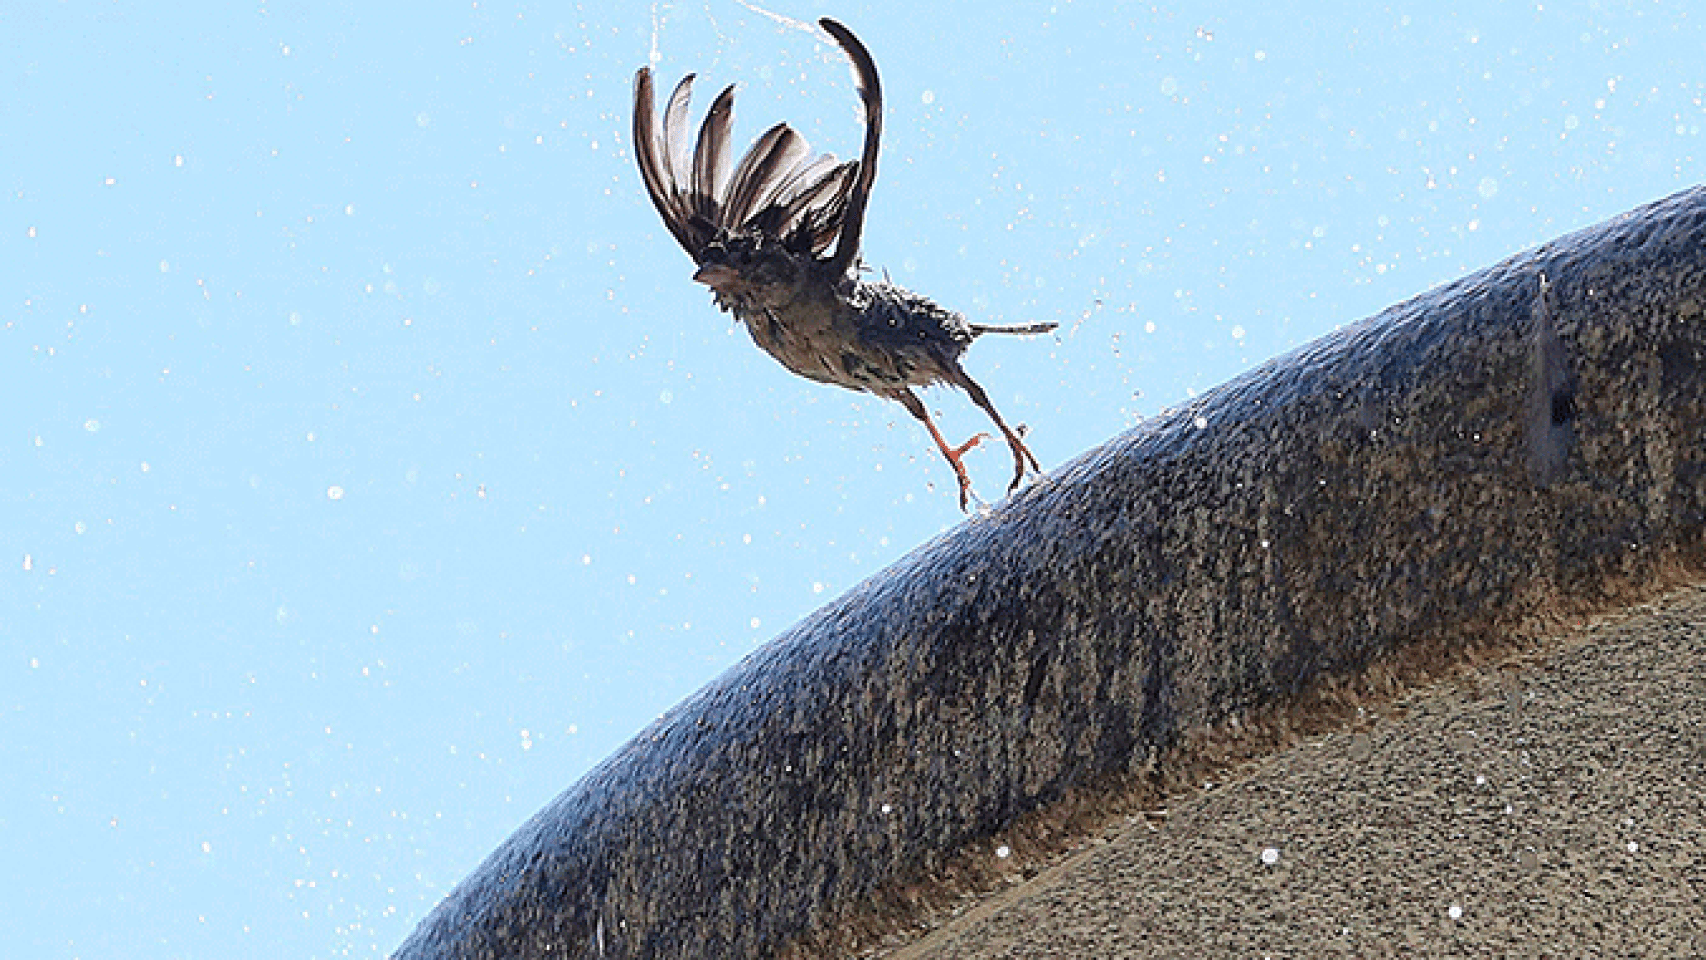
393,186,1706,960
890,584,1706,959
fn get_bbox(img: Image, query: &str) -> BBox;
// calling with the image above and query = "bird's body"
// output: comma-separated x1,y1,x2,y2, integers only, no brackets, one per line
705,247,964,391
633,19,1055,509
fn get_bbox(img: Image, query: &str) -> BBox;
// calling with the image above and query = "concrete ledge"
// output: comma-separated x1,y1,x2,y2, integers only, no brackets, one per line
393,186,1706,960
892,584,1706,958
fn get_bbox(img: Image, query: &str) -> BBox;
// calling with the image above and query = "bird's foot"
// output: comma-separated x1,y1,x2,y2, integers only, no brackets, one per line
951,432,991,459
1003,424,1043,495
946,433,991,511
949,472,977,512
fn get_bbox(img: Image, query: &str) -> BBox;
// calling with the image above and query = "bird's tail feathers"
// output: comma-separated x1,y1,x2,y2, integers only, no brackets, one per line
968,320,1060,337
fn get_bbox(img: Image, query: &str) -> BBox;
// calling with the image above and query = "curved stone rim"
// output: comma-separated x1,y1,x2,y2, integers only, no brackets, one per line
395,185,1706,960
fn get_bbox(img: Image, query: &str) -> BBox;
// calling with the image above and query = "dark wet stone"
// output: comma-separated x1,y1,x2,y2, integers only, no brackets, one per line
393,186,1706,960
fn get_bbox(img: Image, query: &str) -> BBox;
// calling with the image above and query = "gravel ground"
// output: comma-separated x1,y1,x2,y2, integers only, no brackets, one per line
890,586,1706,959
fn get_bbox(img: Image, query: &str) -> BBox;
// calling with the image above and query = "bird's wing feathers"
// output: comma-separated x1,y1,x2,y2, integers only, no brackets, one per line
720,123,810,232
775,160,857,255
631,68,701,256
660,75,696,193
689,85,736,226
819,19,883,278
632,20,882,268
748,153,838,238
769,153,840,211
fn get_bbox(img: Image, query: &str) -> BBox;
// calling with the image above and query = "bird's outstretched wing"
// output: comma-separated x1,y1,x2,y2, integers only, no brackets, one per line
631,19,882,269
817,18,882,279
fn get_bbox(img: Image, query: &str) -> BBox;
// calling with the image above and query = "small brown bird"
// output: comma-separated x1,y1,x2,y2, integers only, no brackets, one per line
632,18,1055,510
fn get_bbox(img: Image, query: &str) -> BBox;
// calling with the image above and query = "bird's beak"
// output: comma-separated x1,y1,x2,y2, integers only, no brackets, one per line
693,263,740,290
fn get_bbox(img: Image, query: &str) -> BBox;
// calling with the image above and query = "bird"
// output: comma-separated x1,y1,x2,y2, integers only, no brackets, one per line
631,18,1056,510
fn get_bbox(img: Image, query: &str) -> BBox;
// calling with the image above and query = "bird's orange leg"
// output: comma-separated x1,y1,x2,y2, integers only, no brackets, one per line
891,388,988,511
948,365,1042,495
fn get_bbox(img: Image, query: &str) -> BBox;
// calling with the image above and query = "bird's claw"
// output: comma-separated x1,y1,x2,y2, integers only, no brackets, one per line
1000,422,1045,496
948,434,989,512
951,432,991,459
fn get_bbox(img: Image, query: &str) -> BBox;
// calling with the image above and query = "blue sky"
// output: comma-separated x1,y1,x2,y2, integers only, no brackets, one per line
4,1,1702,956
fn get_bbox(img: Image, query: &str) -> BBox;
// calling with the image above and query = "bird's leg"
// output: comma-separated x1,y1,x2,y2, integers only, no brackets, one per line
946,363,1042,495
891,388,987,511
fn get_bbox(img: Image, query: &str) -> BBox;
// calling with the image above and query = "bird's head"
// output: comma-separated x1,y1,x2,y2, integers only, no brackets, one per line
694,236,804,311
691,262,746,295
